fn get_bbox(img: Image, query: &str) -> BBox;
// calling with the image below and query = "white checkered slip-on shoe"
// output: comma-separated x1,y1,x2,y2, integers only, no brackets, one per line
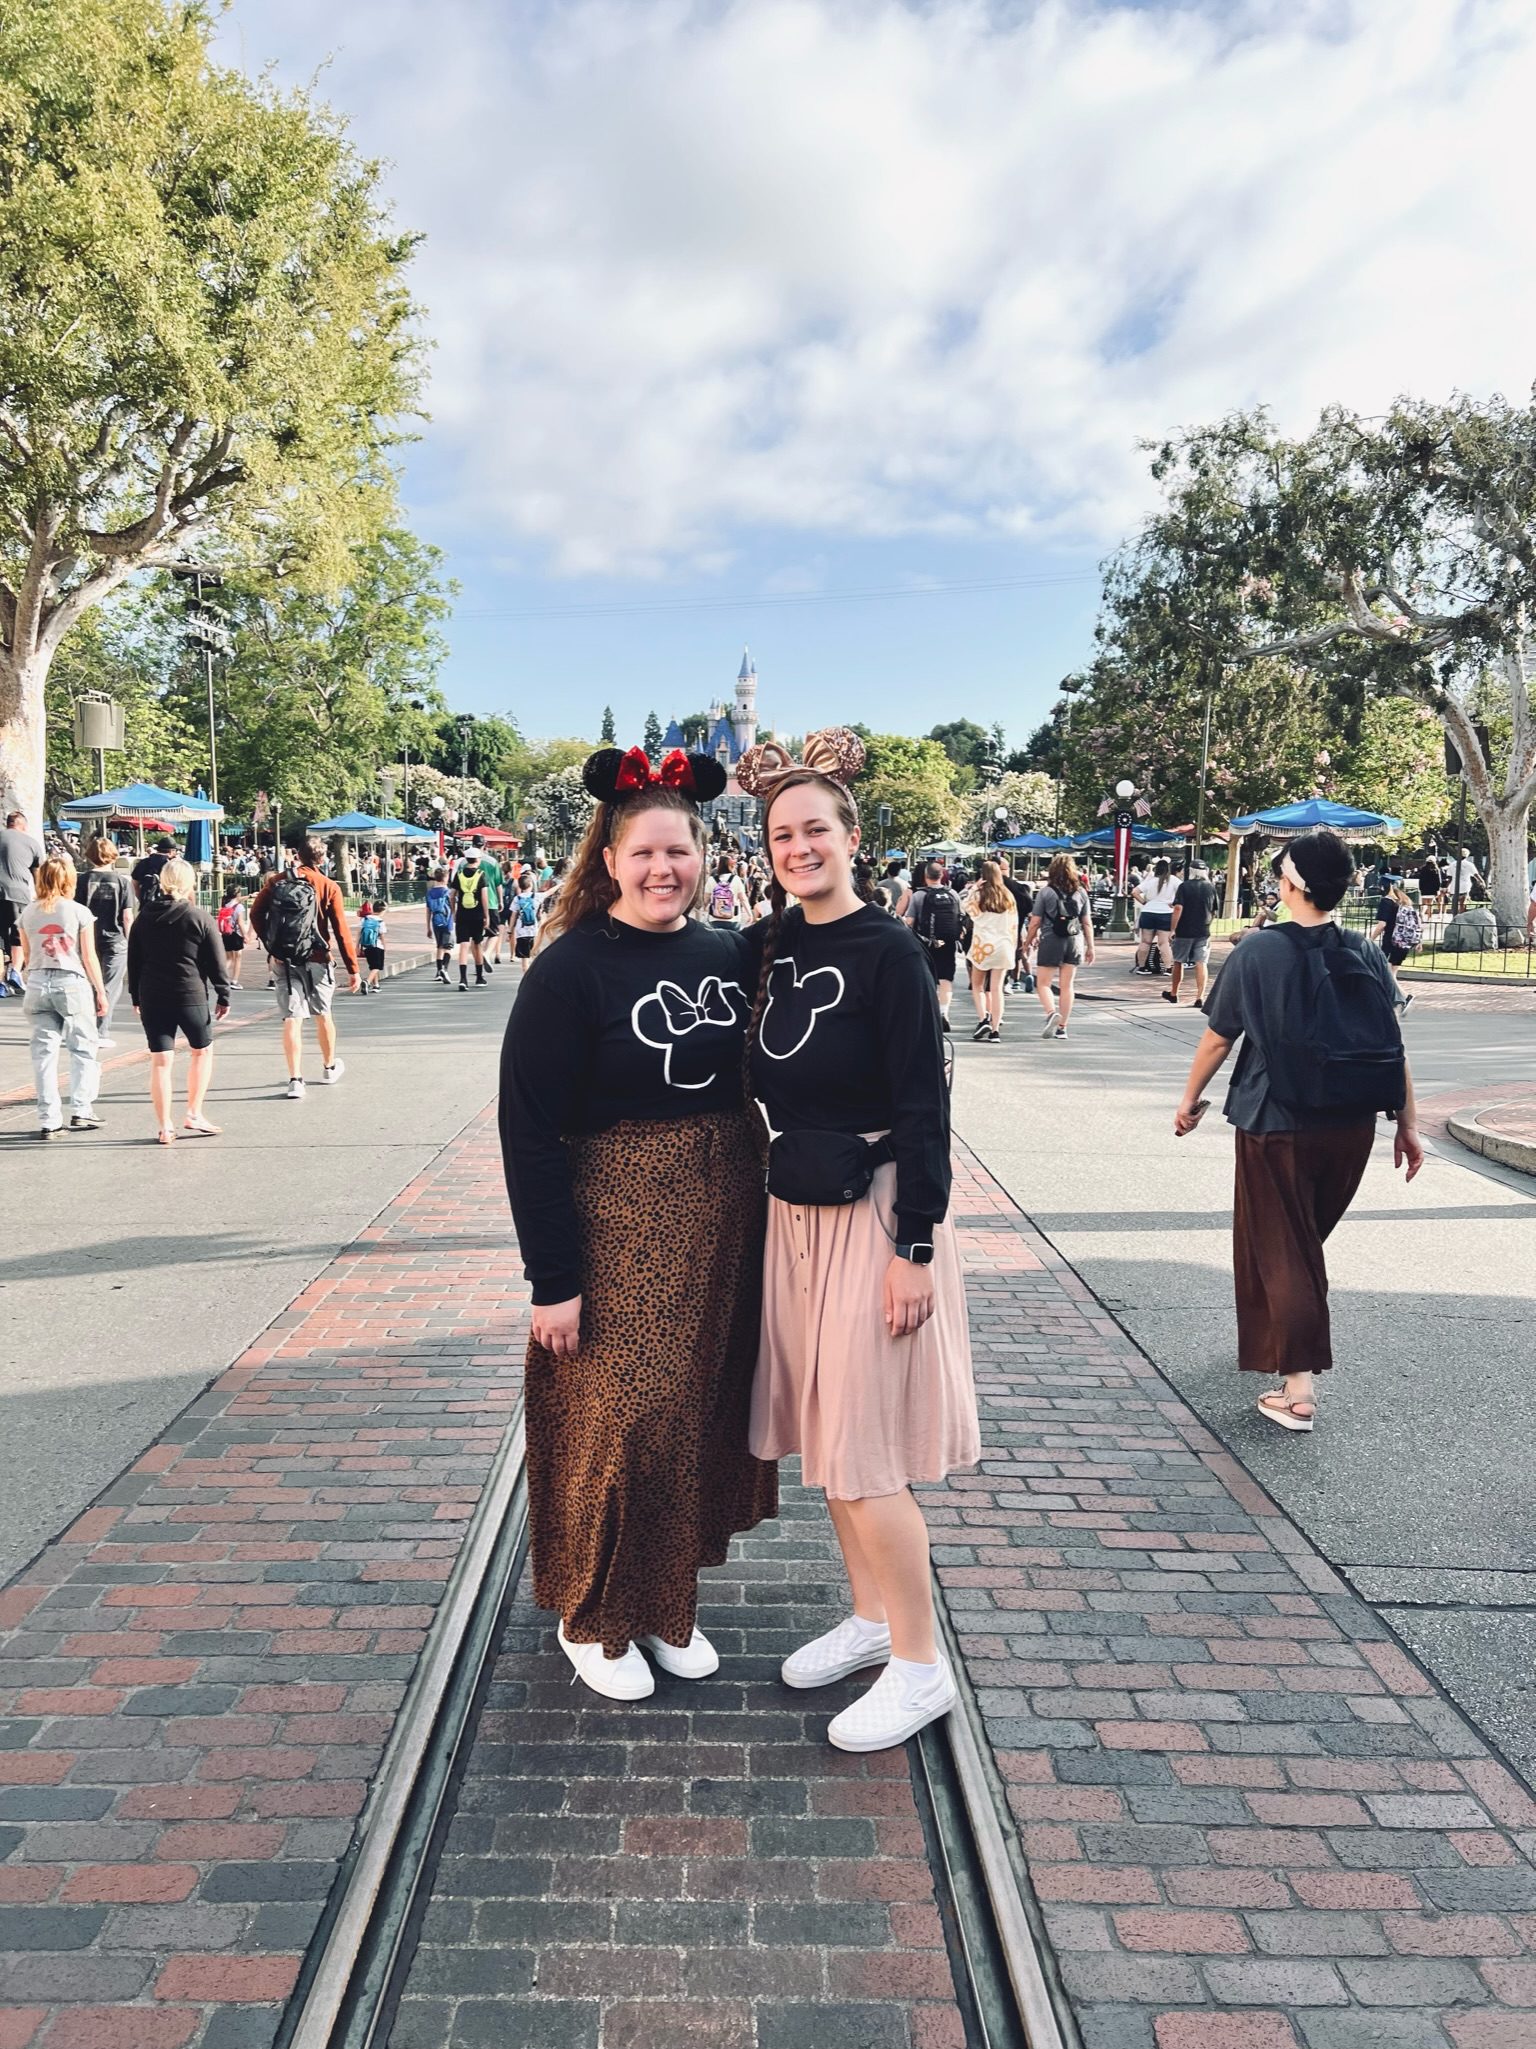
557,1620,655,1700
781,1615,893,1691
639,1627,719,1679
826,1656,958,1753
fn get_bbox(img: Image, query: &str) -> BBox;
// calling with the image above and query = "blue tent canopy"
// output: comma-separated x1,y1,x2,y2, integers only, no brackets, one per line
1071,824,1186,848
58,780,223,822
994,832,1073,851
310,809,387,834
1227,797,1403,838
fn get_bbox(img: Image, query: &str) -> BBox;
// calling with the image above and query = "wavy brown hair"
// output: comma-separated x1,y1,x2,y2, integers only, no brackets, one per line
542,789,708,942
745,770,869,1056
1045,852,1082,894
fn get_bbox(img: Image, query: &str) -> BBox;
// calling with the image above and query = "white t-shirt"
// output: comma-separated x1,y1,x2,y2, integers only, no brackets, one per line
1136,875,1181,915
1453,858,1480,891
21,896,93,976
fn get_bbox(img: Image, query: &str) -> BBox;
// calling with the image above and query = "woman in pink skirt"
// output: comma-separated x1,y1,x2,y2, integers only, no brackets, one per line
737,730,980,1752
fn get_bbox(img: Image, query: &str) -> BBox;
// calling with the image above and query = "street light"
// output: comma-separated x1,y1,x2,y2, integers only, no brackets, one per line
170,562,231,892
401,697,425,820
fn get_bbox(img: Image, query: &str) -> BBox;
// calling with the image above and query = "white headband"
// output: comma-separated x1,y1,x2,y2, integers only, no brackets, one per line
1280,851,1308,894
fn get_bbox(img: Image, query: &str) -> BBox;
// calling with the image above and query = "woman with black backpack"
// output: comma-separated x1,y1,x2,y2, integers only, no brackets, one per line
1174,831,1423,1433
1025,853,1095,1039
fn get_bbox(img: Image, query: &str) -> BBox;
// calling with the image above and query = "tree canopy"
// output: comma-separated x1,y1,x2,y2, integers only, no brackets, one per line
0,0,424,819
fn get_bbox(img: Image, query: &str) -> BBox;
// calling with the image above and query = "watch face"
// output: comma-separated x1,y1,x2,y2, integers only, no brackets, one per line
903,1242,935,1265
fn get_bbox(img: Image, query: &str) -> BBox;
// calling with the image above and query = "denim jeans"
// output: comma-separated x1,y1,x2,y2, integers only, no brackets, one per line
24,971,101,1128
96,934,128,1035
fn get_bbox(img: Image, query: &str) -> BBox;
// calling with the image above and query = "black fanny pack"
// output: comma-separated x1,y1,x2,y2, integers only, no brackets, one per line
765,1130,894,1207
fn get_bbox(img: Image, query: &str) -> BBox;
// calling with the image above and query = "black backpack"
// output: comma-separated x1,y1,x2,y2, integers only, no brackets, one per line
916,886,960,948
266,870,321,965
1265,925,1406,1116
1050,889,1086,939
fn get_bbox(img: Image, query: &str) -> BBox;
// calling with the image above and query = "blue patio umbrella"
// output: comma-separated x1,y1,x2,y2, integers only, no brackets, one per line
57,780,223,823
1071,824,1187,848
1226,797,1403,839
183,789,214,866
309,809,387,833
994,832,1074,851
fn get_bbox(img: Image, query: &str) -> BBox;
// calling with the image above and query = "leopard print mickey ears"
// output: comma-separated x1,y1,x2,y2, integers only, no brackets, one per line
735,726,866,799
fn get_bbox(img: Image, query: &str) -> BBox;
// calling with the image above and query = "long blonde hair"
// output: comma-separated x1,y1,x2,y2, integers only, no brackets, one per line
542,790,708,942
974,859,1011,914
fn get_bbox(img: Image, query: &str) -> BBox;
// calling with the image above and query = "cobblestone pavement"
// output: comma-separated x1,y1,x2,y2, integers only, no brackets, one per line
4,1104,1535,2049
389,1481,963,2049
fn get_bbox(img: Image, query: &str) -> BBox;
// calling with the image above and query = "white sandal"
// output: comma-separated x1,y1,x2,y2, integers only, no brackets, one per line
1257,1390,1315,1433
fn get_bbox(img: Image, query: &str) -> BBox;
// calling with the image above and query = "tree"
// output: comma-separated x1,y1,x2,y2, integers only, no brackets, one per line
164,527,452,822
926,720,990,772
644,710,664,755
44,601,200,820
856,734,960,851
600,704,617,744
397,761,500,829
677,710,713,748
523,762,596,849
1330,697,1452,847
960,770,1057,847
0,0,423,821
1119,397,1536,933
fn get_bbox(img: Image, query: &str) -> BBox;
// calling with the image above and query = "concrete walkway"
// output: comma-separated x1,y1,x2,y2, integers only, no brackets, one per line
949,975,1536,1784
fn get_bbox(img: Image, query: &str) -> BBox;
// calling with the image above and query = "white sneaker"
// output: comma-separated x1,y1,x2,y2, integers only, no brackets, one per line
557,1621,655,1701
827,1655,958,1753
1040,1010,1061,1038
97,1037,116,1050
639,1627,719,1679
285,1076,305,1100
321,1059,345,1085
781,1615,892,1690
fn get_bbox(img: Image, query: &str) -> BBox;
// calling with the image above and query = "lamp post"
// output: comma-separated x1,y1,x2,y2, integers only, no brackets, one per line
401,697,425,822
170,563,232,893
1187,673,1215,879
1110,779,1136,933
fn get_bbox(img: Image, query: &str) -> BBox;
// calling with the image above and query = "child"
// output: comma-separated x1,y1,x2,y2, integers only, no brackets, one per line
511,875,539,970
425,868,454,984
358,902,386,992
216,884,248,986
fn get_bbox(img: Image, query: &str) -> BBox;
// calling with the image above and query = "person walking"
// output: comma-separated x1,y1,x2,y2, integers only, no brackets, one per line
249,837,360,1099
0,807,45,997
1027,853,1095,1038
452,851,491,988
215,884,249,987
76,838,133,1044
736,729,979,1753
470,839,505,969
1370,882,1419,1011
1134,858,1180,974
905,859,962,1031
509,872,539,971
1173,830,1423,1433
126,858,232,1144
1166,858,1218,1008
357,902,387,992
19,853,108,1138
425,868,454,983
705,853,748,930
962,858,1019,1042
499,742,776,1700
131,835,176,905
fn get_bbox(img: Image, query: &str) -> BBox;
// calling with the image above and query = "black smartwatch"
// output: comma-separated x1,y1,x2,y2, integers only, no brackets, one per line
895,1241,935,1265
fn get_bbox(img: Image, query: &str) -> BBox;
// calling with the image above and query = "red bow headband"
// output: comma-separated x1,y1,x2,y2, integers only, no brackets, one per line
583,744,729,807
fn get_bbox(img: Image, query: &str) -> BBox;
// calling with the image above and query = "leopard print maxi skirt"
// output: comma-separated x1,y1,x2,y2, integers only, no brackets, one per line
525,1109,778,1656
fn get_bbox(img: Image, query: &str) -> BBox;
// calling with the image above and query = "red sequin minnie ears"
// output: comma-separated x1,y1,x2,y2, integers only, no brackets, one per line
583,745,729,805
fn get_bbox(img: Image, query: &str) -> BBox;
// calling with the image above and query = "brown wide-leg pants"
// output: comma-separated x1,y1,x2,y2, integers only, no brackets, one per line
1232,1120,1376,1377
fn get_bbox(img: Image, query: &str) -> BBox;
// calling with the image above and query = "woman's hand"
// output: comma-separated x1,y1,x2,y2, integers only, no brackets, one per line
883,1256,935,1338
532,1295,582,1358
1173,1098,1207,1137
1393,1121,1425,1181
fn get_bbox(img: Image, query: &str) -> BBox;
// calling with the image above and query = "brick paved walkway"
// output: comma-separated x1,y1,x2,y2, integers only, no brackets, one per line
920,1141,1536,2049
4,1105,1536,2049
389,1478,963,2049
0,1113,523,2049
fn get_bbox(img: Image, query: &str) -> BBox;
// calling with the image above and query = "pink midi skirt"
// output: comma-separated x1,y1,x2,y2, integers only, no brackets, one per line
749,1157,980,1500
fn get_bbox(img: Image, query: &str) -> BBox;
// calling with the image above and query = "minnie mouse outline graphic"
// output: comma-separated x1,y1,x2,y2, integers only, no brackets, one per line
632,975,748,1089
755,957,845,1061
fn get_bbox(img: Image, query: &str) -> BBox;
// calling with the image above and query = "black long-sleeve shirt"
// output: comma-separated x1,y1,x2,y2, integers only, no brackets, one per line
743,903,951,1243
126,898,232,1010
498,915,752,1304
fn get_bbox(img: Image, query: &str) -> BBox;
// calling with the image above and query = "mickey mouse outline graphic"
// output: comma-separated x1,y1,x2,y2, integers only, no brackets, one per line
631,975,748,1089
755,956,845,1061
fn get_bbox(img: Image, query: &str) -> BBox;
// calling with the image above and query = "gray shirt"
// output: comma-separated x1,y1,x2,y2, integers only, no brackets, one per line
1204,921,1399,1133
0,826,45,903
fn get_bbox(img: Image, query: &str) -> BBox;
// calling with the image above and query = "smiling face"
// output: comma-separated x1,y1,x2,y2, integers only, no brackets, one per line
765,776,862,909
603,802,705,930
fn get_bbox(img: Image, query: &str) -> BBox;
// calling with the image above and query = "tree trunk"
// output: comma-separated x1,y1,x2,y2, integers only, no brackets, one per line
1475,794,1532,940
0,645,51,825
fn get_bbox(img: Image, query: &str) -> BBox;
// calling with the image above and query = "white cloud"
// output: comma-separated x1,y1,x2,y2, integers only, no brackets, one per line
226,0,1536,573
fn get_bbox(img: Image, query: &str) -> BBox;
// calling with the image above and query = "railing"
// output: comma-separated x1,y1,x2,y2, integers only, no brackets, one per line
1211,890,1536,982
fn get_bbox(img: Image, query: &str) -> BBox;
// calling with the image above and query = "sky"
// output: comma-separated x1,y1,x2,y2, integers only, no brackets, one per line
214,0,1536,750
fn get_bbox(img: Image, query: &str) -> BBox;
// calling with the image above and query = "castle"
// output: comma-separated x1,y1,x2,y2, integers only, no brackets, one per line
662,649,758,769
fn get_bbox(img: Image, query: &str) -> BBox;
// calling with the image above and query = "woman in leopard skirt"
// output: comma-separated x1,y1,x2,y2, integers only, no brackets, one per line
498,744,777,1700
